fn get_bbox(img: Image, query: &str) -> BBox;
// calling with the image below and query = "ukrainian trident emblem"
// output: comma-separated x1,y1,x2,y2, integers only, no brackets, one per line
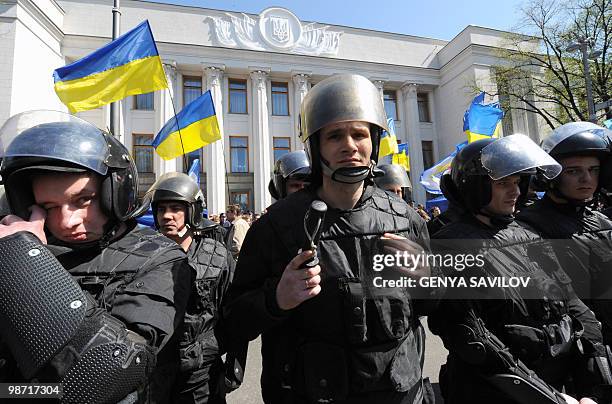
270,16,290,42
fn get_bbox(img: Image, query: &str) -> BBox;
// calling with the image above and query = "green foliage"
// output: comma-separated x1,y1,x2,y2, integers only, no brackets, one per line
489,0,610,129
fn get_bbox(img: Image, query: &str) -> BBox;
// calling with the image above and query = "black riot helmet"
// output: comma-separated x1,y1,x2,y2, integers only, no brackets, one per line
374,164,413,202
299,74,389,185
0,111,139,224
145,172,205,230
537,122,611,198
445,134,561,216
268,150,311,200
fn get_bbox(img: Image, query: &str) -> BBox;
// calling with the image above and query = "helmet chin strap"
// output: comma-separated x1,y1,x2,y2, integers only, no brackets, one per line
177,224,190,238
321,160,375,184
478,208,515,226
48,219,122,250
549,187,592,208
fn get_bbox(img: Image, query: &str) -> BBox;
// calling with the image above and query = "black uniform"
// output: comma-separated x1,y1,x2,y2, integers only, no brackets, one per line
46,221,192,403
429,214,606,403
518,196,612,345
226,185,433,404
176,232,236,403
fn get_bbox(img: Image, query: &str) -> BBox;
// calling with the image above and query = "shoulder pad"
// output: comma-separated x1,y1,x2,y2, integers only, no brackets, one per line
370,188,409,217
100,226,186,274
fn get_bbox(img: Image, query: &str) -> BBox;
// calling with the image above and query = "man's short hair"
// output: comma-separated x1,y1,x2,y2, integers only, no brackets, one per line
226,204,241,215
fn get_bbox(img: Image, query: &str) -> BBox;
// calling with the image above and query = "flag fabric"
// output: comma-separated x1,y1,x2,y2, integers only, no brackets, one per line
188,158,201,184
378,117,399,159
463,92,504,143
152,90,221,160
53,20,167,113
419,141,468,194
392,143,410,172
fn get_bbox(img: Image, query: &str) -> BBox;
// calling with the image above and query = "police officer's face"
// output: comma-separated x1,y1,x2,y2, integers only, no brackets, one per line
285,178,308,195
484,175,521,216
319,121,372,173
32,172,109,243
556,156,600,201
156,201,188,237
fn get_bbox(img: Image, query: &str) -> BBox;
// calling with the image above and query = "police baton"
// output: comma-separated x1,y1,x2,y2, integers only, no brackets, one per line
300,200,327,268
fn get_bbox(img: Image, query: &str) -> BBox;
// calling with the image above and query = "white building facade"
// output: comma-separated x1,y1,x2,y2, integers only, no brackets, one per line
0,0,548,213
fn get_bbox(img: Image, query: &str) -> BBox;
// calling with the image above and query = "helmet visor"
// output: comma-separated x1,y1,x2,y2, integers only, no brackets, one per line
0,110,109,175
481,134,561,180
541,121,611,153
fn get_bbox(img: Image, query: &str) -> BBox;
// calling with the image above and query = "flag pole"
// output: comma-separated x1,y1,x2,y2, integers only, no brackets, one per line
109,0,121,138
166,88,188,170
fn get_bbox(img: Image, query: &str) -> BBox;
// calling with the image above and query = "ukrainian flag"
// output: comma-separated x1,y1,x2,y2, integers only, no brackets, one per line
419,141,467,194
392,143,410,172
463,92,504,143
378,117,399,160
53,21,167,113
152,90,221,160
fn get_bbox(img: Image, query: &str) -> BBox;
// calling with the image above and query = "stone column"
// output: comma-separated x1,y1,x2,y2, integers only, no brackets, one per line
204,65,227,215
250,69,271,212
292,73,310,150
156,60,178,174
401,82,426,204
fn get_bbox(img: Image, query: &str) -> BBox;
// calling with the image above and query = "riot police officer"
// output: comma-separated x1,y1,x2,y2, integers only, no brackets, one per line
374,163,413,203
268,150,311,201
146,172,240,403
518,122,612,345
0,111,192,403
429,134,611,404
226,74,434,404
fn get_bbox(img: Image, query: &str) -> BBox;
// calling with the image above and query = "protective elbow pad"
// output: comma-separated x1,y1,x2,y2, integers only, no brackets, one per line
0,231,87,378
61,306,156,403
0,232,155,402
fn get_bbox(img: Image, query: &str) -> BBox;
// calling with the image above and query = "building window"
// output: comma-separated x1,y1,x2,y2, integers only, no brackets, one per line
230,136,248,172
417,93,431,122
230,191,251,212
133,134,154,173
383,90,398,120
184,149,204,175
422,141,434,169
271,82,289,116
133,92,154,110
183,76,202,106
273,137,291,162
229,79,248,114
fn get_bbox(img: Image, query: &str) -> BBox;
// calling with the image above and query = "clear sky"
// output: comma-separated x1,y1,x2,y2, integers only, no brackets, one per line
145,0,526,41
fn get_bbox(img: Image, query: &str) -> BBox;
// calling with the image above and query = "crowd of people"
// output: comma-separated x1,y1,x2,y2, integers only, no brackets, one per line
1,74,612,404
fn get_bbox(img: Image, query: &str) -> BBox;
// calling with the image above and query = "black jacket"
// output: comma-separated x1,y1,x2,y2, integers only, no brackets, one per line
429,214,606,403
225,185,433,404
174,233,238,403
518,196,612,345
48,221,192,403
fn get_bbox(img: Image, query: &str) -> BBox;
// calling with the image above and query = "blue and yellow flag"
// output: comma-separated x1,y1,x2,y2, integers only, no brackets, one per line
152,90,221,160
419,141,467,194
53,21,167,113
188,159,201,184
378,117,399,160
392,143,410,172
463,92,504,143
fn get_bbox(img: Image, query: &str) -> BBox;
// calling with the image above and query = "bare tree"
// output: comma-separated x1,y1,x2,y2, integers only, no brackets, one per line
487,0,610,130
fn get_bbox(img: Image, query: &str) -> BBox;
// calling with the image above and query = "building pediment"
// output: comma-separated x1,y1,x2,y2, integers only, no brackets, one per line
207,7,343,57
